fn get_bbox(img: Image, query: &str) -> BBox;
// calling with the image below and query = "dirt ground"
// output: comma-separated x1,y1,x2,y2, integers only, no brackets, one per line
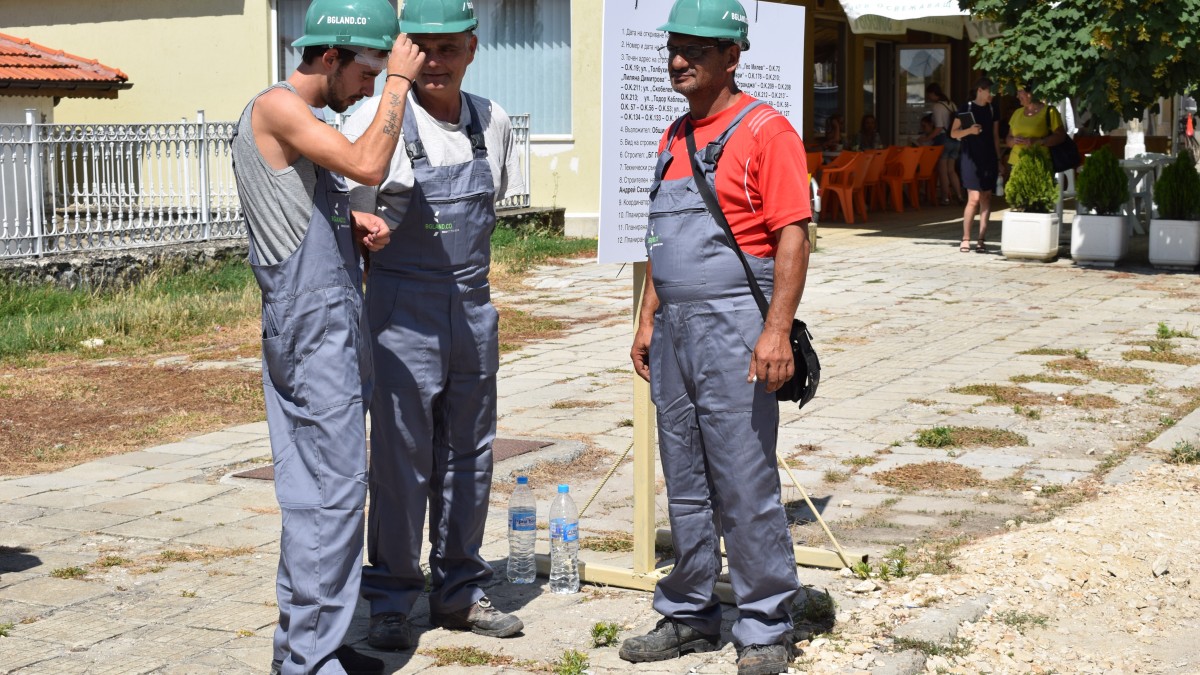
798,461,1200,674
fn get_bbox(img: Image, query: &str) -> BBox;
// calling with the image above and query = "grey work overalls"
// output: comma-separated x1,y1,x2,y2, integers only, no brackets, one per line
646,102,799,648
236,84,372,675
361,94,500,618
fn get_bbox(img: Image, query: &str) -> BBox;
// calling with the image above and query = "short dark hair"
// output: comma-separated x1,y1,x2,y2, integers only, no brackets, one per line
925,82,946,101
301,46,357,66
1018,80,1036,95
973,77,994,94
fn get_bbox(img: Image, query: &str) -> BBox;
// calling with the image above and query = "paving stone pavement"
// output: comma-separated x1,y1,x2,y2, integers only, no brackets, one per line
2,210,1199,674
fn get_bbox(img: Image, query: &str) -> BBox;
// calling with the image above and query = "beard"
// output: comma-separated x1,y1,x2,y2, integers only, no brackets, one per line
324,66,355,113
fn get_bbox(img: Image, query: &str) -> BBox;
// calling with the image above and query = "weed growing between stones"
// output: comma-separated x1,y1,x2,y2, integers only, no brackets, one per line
1168,440,1200,464
554,649,590,675
421,646,516,667
1157,321,1195,339
0,621,14,637
994,609,1049,631
591,621,621,647
50,566,87,579
893,636,974,658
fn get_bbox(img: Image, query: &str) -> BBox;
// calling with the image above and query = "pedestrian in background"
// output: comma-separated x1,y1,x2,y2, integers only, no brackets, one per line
624,1,810,673
1006,81,1067,167
231,0,423,672
926,82,964,205
340,0,525,652
950,77,1002,252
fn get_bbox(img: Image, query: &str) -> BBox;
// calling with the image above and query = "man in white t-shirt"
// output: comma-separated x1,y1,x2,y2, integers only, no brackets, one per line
340,0,525,652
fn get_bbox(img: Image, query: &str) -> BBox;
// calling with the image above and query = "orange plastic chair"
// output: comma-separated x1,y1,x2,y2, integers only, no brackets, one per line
916,145,945,205
861,149,889,212
827,152,854,169
820,153,872,224
881,147,923,212
806,151,823,178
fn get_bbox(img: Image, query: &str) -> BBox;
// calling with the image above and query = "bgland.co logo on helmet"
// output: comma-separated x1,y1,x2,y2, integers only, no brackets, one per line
723,11,747,23
318,16,370,25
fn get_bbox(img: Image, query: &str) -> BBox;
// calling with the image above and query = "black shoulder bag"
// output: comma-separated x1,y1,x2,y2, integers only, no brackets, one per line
1044,106,1080,173
684,123,820,409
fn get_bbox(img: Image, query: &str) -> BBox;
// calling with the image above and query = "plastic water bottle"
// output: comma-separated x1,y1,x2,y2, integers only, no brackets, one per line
507,476,537,584
548,484,580,594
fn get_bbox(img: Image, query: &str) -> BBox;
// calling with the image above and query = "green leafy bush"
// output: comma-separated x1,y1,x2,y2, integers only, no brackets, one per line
1004,146,1057,213
1155,150,1200,220
1076,146,1128,215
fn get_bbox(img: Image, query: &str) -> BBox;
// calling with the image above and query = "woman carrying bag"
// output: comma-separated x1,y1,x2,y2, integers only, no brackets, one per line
950,77,1002,252
1006,81,1067,168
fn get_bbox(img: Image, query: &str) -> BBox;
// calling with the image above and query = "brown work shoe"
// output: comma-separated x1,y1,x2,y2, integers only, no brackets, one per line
736,643,792,675
430,595,523,638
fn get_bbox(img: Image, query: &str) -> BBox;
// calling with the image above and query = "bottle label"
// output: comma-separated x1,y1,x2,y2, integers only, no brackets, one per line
510,511,536,531
551,518,579,542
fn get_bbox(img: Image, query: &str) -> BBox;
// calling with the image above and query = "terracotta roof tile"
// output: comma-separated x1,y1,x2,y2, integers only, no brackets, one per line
0,32,129,93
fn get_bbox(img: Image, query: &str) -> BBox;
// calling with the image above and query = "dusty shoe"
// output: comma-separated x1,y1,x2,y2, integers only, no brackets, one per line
430,595,523,637
367,612,415,650
736,643,792,675
333,645,384,675
618,617,720,663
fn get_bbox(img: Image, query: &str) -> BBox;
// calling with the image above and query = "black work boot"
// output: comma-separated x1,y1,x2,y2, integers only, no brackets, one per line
429,595,524,637
367,612,415,650
736,643,792,675
618,617,720,663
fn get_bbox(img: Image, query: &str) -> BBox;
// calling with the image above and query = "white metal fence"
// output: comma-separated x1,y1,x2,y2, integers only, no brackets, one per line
0,109,531,260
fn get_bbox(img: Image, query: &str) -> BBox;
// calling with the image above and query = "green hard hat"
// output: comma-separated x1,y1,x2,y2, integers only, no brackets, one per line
659,0,751,51
399,0,479,34
292,0,400,52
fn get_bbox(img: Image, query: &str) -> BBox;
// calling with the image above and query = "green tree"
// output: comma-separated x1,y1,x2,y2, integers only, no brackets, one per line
961,0,1200,129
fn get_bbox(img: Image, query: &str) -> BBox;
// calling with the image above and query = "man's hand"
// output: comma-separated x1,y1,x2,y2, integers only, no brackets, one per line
387,34,425,83
630,324,653,383
352,211,390,252
749,326,794,393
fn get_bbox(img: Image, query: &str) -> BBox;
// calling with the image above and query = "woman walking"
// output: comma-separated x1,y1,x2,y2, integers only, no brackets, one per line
950,77,1002,252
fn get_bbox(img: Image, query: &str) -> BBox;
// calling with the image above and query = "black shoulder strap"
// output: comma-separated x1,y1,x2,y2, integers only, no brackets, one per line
684,103,771,320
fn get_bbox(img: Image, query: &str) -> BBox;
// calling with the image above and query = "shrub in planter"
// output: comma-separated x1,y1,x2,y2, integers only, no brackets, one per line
1071,146,1131,265
1002,146,1060,261
1076,147,1128,215
1156,150,1200,220
1005,146,1057,213
1149,150,1200,269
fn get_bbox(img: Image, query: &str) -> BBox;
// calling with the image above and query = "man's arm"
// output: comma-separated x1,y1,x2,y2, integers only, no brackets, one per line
750,221,810,392
630,261,660,382
254,36,424,186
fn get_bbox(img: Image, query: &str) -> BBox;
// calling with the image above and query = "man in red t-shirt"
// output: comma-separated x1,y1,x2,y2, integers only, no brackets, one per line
624,1,812,674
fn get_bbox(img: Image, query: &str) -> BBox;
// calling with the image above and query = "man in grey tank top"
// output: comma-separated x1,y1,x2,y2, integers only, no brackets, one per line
231,1,423,673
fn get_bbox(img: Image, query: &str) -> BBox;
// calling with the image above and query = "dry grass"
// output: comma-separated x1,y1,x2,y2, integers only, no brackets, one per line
0,359,265,476
951,384,1052,406
915,426,1028,449
1010,373,1088,385
1122,348,1200,366
419,646,516,668
1046,357,1153,384
1062,393,1120,410
550,399,607,410
580,529,635,553
873,462,985,491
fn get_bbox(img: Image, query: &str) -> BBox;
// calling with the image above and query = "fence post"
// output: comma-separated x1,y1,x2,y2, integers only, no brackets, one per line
197,110,211,241
24,109,45,257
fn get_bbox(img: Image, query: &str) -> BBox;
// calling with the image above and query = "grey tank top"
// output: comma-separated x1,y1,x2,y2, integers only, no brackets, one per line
232,82,320,265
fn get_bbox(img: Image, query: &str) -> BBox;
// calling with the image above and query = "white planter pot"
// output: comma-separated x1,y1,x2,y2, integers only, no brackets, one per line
1149,219,1200,269
1001,211,1061,261
1071,214,1128,266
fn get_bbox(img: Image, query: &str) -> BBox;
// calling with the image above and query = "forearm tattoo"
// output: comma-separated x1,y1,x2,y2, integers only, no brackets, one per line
381,93,402,139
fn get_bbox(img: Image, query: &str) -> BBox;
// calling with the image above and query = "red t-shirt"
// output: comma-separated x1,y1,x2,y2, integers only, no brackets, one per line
658,94,811,257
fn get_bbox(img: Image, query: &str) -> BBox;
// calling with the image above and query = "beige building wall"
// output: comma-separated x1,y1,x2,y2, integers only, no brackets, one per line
526,0,602,238
0,0,274,124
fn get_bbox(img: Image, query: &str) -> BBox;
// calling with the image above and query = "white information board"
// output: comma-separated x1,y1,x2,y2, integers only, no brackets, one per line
597,1,807,264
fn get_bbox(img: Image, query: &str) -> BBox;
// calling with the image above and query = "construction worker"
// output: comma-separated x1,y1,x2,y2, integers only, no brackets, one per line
624,1,811,674
230,0,423,672
340,0,525,650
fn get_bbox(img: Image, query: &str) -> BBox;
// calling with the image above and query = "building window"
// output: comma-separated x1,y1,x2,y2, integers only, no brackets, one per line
813,19,846,137
463,0,572,136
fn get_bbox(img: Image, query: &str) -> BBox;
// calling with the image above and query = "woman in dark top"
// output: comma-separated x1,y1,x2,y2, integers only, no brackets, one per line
950,77,1002,252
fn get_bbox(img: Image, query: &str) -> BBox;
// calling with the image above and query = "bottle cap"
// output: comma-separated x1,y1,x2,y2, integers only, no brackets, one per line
516,476,528,485
557,484,569,493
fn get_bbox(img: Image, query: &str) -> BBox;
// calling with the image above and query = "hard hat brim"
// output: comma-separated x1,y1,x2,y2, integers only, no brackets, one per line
292,34,396,51
399,17,479,34
659,23,749,50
